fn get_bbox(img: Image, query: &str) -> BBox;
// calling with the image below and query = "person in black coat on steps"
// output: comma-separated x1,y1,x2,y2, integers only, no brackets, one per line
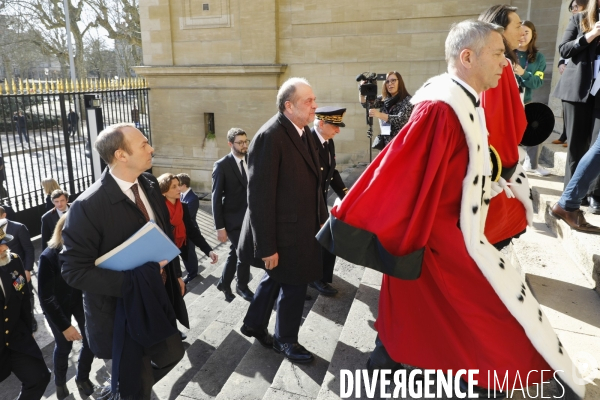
38,214,94,399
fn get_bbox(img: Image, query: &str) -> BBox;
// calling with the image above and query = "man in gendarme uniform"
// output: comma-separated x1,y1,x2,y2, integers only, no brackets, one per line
0,219,50,400
310,107,349,296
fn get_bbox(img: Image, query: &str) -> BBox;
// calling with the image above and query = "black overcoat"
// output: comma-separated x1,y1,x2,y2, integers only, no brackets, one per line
238,113,328,285
553,12,600,103
311,128,346,202
60,169,188,359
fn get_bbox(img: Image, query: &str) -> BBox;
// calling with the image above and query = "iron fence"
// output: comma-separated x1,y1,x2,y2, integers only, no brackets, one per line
0,78,151,235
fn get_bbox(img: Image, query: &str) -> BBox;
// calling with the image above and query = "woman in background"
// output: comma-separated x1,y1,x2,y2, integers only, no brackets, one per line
38,215,95,400
41,178,61,210
359,71,413,148
516,20,549,176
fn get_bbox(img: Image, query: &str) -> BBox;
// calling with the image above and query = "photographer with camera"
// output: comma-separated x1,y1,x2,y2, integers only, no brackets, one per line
359,71,414,149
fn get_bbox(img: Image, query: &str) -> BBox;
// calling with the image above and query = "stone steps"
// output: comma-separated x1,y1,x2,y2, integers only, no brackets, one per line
528,138,600,294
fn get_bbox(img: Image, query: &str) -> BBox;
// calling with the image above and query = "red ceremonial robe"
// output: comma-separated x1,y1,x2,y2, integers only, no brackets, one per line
481,62,530,245
331,100,550,390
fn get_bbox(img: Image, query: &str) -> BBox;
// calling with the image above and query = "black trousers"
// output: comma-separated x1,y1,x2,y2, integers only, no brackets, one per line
562,97,600,196
47,312,94,385
139,332,185,400
243,272,307,344
321,247,336,283
2,349,50,400
218,229,250,290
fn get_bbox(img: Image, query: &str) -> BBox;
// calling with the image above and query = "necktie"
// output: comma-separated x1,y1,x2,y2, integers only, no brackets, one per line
301,133,309,150
130,183,150,222
323,141,331,166
240,159,247,183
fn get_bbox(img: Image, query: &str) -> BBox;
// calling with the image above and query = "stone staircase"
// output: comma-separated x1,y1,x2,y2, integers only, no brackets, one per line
2,157,600,400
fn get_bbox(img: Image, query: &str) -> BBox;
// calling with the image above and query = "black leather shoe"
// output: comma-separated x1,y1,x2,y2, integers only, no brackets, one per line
216,281,235,302
308,280,338,296
273,338,313,363
183,274,197,284
236,286,254,302
179,330,187,340
56,383,70,400
589,196,600,214
240,324,273,347
31,318,37,332
75,379,95,397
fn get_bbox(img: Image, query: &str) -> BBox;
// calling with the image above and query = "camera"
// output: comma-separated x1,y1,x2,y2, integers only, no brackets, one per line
356,72,386,102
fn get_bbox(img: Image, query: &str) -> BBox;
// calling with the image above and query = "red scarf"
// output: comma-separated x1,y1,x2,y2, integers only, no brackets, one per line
165,198,186,248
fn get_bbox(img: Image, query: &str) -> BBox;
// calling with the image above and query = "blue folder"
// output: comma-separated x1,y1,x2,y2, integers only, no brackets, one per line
95,221,181,271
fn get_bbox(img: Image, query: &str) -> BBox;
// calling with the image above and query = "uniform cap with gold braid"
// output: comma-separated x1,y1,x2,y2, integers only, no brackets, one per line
0,218,14,245
315,106,346,127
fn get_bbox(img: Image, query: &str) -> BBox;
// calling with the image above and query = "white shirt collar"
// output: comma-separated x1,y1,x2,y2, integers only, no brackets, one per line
180,187,191,198
284,114,306,136
449,74,480,104
314,129,326,145
110,169,140,193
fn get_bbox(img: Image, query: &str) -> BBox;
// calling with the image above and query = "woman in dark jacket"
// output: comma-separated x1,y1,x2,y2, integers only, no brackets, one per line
359,71,414,148
553,0,600,212
158,173,218,268
38,214,95,400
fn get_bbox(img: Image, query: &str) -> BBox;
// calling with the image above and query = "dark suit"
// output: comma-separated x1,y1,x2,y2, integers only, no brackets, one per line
0,254,50,399
238,113,328,344
311,128,346,283
40,208,67,250
212,153,250,290
61,169,186,395
553,12,600,194
180,189,200,278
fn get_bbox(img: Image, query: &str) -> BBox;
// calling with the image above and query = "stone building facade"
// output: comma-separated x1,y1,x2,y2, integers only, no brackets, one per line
134,0,566,192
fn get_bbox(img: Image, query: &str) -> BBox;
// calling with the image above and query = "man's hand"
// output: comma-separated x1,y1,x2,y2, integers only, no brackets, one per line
158,260,168,268
217,229,228,243
209,251,218,264
178,277,185,296
25,270,31,282
263,253,279,270
63,326,82,341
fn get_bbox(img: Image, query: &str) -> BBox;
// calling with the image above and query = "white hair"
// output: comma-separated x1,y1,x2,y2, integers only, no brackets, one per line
445,20,504,67
277,77,311,112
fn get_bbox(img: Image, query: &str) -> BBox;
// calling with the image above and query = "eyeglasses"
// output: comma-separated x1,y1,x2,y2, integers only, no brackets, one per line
385,78,398,85
234,140,250,146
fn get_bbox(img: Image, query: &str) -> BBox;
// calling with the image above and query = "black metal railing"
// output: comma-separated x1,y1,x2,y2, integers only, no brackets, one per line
0,78,151,235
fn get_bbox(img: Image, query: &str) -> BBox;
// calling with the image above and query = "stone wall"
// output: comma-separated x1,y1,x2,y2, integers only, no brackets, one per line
135,0,564,192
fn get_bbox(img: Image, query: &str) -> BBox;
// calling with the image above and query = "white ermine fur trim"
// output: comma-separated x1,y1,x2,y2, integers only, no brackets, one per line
410,74,584,399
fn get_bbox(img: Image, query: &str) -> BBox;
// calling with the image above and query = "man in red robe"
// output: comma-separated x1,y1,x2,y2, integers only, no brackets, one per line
318,20,584,398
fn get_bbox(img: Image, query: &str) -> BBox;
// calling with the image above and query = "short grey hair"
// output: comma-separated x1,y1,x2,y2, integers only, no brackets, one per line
276,77,311,113
226,127,246,143
94,123,136,165
445,20,504,66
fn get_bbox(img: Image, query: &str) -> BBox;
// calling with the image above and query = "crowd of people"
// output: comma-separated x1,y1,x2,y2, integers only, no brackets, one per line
0,2,598,400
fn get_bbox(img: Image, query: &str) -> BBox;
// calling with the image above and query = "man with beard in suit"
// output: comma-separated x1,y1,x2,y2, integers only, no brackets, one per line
212,128,253,302
237,77,328,363
61,123,186,399
309,107,349,296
